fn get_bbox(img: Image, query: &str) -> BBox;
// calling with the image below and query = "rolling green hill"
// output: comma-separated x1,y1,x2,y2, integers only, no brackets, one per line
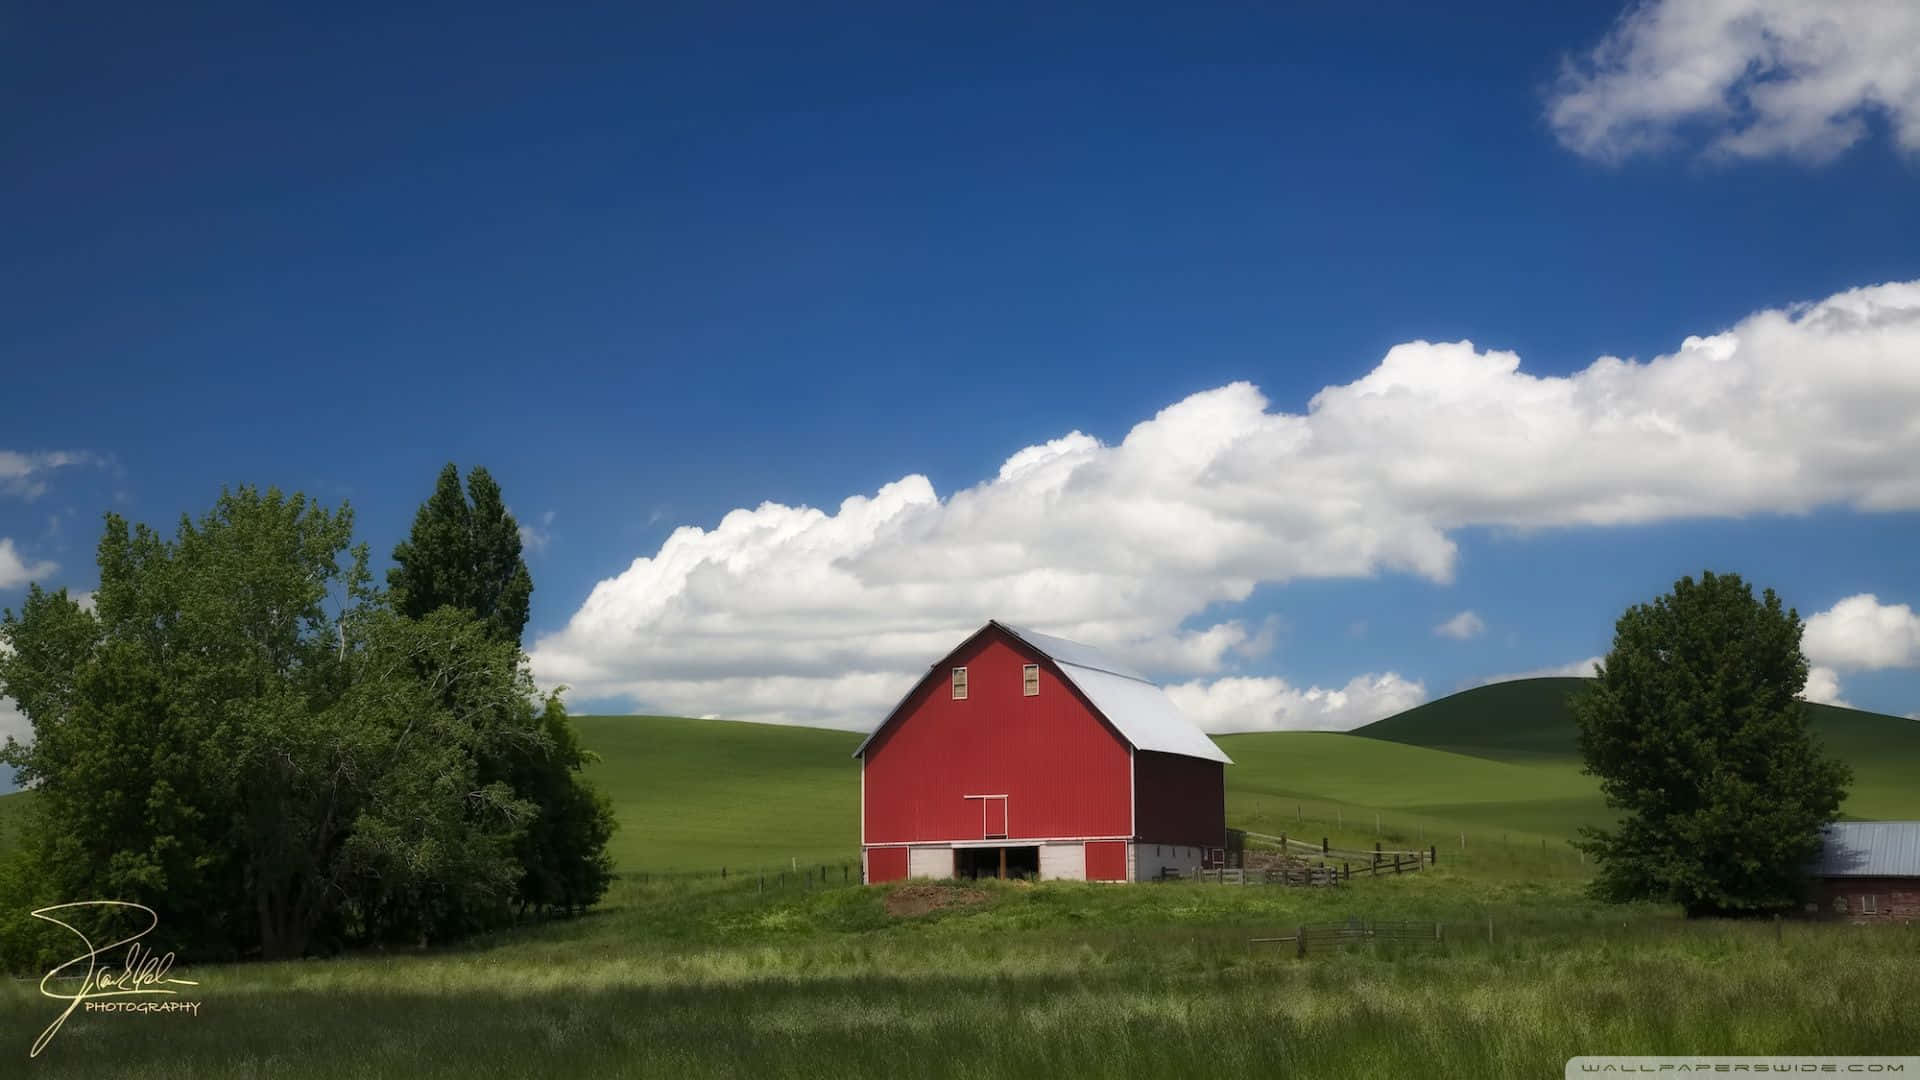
572,714,859,871
5,688,1915,875
1355,677,1920,821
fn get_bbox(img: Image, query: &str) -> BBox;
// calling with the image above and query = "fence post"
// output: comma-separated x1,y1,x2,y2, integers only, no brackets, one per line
1322,837,1329,855
1297,926,1307,959
1343,861,1350,882
1430,845,1437,866
1374,842,1381,869
722,866,727,879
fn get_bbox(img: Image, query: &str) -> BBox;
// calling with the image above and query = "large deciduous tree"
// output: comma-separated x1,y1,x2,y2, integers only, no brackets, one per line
0,487,557,962
388,464,613,920
1574,571,1850,916
388,464,533,645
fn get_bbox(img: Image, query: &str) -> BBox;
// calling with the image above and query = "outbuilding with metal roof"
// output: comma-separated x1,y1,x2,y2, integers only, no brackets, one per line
1811,821,1920,923
854,620,1230,884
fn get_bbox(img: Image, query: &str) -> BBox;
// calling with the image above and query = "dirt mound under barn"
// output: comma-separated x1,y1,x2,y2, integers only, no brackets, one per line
884,884,991,918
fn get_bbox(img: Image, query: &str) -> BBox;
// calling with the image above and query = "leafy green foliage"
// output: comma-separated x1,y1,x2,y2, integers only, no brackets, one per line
387,463,615,920
387,464,533,646
1572,571,1851,915
507,694,615,915
0,487,591,961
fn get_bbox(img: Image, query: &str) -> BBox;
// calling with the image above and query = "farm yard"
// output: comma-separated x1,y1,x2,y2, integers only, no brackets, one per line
3,679,1919,1076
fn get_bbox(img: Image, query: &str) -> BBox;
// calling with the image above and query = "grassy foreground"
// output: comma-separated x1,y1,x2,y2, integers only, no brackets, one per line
5,699,1919,1075
4,871,1915,1077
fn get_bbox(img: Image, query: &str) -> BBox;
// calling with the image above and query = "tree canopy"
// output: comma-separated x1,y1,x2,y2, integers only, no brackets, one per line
388,464,533,646
1573,571,1850,916
0,483,609,967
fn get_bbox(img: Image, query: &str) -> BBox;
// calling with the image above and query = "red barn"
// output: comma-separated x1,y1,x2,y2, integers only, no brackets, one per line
854,621,1231,883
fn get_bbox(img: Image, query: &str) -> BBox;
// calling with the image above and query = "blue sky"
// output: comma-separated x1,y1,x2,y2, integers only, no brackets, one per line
5,0,1920,776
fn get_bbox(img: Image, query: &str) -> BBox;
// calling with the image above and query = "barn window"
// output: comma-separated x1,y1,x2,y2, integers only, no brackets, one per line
1863,894,1879,914
1833,895,1849,915
951,667,968,700
1022,664,1039,696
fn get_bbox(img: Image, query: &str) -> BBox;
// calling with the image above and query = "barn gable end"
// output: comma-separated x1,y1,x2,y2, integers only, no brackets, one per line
858,621,1229,883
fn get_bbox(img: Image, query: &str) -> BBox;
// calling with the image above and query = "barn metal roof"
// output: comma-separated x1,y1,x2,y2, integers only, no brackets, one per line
1815,822,1920,878
851,621,1233,765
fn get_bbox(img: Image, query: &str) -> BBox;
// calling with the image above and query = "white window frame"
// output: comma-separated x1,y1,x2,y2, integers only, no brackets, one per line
1022,663,1039,696
964,794,1009,839
1863,894,1879,914
952,666,968,700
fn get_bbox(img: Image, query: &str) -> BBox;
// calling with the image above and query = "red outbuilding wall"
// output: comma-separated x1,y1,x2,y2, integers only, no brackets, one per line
1085,841,1127,881
862,628,1133,845
867,847,908,884
1132,750,1226,849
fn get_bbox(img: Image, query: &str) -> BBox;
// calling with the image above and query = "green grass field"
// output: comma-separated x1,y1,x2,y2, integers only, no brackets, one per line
4,690,1919,1075
572,714,857,871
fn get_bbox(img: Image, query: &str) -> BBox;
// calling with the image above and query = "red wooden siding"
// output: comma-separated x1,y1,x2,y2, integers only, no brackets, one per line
1132,750,1226,849
862,629,1132,845
1085,841,1127,881
868,847,908,884
1814,877,1920,922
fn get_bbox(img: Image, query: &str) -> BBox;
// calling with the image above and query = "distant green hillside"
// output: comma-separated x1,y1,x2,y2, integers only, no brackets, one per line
6,692,1915,876
572,714,859,872
1356,677,1920,821
1356,678,1590,759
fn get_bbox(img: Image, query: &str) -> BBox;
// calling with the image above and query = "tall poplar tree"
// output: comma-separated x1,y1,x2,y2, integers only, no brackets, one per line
388,464,533,645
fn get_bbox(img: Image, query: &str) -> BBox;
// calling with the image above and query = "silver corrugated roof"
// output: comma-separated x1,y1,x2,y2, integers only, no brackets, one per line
997,624,1152,682
1815,822,1920,878
851,621,1233,765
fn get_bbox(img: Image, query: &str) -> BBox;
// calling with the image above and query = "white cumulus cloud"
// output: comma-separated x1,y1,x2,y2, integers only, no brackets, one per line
532,279,1920,732
1804,593,1920,671
1801,665,1851,707
0,450,102,500
1550,0,1920,163
518,509,556,555
1475,656,1604,687
1164,673,1427,734
1434,611,1486,640
0,538,57,589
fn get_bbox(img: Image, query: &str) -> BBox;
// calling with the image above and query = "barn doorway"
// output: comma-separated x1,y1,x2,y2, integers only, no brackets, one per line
956,846,1039,880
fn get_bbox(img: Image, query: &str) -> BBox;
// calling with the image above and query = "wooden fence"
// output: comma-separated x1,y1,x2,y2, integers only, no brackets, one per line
1180,850,1426,887
1241,830,1437,866
1250,919,1447,956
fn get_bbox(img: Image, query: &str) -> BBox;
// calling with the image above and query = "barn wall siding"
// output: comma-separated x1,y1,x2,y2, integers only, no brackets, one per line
1085,841,1127,881
868,847,908,884
1132,751,1226,849
1039,842,1087,881
1815,877,1920,922
908,846,954,880
1131,843,1204,882
862,631,1133,845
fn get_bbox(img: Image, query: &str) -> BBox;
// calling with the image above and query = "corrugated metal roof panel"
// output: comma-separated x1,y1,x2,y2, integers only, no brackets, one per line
1816,821,1920,877
997,624,1151,683
1053,660,1233,765
851,620,1233,765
